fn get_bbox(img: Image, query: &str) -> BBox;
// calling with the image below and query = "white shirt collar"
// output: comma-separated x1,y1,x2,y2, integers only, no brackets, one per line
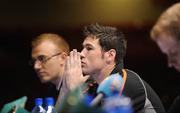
56,77,63,91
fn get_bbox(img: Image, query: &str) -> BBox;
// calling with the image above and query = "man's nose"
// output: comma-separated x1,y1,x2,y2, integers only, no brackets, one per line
80,49,86,59
34,61,42,70
80,49,85,59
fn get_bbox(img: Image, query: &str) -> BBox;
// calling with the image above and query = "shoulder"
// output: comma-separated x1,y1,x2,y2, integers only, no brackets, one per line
124,69,166,113
123,69,144,87
122,69,146,112
123,69,145,95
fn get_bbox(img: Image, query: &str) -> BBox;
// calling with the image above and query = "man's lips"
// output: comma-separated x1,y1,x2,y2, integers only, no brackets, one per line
81,62,86,66
37,71,46,77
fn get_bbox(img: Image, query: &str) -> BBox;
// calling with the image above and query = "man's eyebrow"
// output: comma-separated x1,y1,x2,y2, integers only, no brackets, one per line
32,54,46,58
83,43,93,47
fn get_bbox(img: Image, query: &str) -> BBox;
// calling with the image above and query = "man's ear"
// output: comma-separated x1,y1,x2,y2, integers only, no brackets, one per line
58,52,68,66
105,49,116,63
61,52,68,60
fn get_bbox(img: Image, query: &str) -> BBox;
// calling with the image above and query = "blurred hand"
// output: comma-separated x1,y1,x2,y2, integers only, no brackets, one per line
63,49,89,91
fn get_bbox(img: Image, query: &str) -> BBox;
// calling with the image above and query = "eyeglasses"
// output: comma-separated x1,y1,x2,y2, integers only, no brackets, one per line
29,52,62,66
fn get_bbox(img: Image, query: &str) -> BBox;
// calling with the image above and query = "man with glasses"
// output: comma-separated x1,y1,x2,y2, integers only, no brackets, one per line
150,3,180,113
31,33,69,88
31,33,88,111
30,33,70,110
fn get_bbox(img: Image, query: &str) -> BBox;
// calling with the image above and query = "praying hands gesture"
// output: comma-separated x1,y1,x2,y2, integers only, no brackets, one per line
62,49,89,91
55,49,89,111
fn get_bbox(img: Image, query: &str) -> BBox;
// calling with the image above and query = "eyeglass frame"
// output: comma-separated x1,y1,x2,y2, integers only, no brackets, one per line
29,52,62,66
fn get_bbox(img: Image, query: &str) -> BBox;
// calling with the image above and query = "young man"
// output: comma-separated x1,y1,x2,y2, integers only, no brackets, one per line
151,3,180,113
80,23,165,113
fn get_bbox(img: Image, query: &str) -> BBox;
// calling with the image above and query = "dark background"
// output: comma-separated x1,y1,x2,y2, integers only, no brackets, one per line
0,0,180,111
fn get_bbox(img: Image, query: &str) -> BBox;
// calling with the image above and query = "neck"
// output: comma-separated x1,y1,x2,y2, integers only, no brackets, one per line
52,76,62,90
94,64,115,84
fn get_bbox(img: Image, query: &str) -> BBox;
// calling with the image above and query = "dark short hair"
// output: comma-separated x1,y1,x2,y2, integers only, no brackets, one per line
83,23,127,65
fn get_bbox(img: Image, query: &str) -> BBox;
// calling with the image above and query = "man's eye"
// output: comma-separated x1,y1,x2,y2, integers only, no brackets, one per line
86,47,92,50
37,55,47,62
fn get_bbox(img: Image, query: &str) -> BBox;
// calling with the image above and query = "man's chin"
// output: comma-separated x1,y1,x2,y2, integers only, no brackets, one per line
39,78,50,83
82,68,88,74
83,71,90,76
82,70,88,75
